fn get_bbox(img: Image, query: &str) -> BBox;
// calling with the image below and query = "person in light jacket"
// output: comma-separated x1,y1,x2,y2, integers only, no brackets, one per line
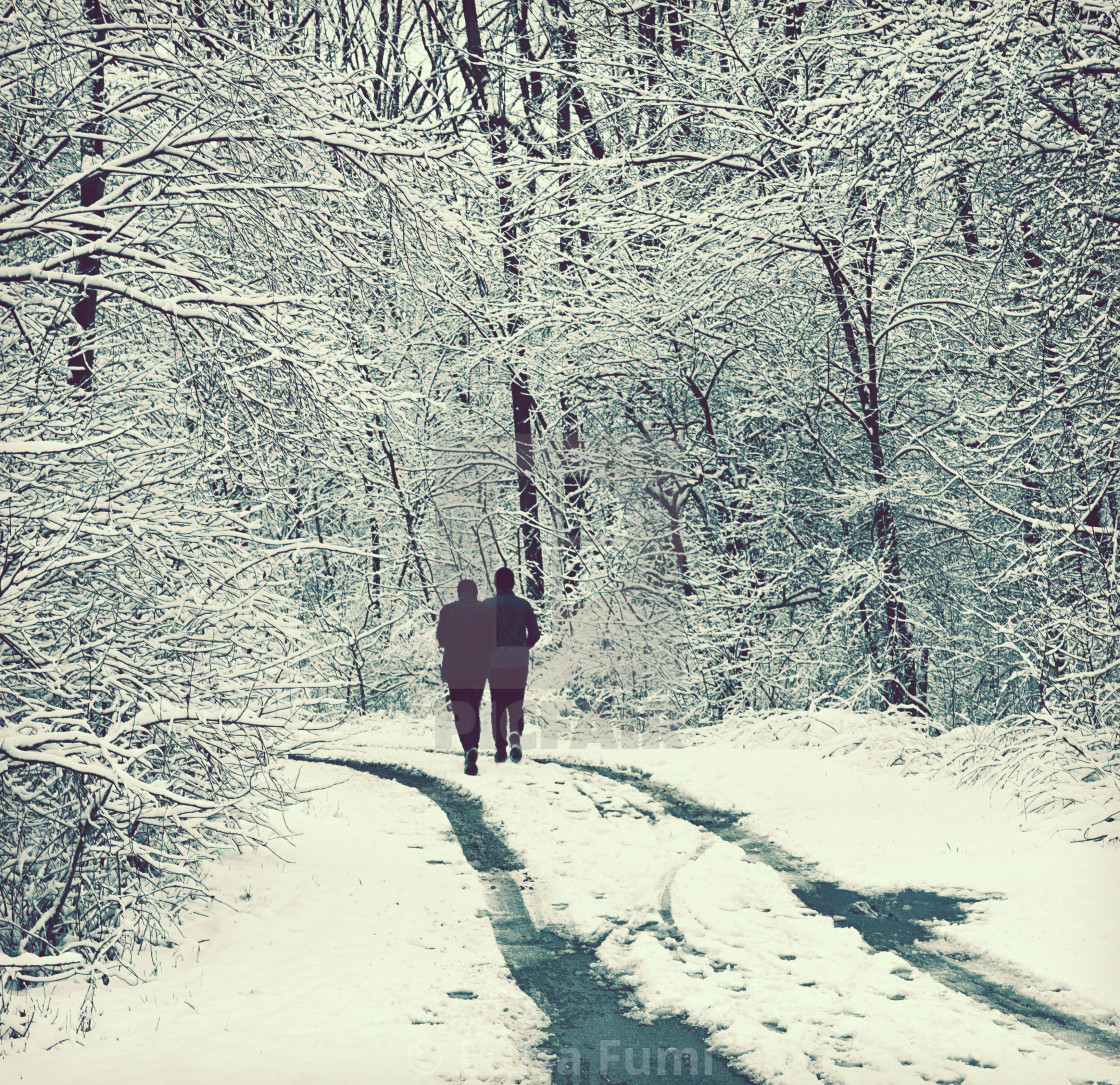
436,579,496,776
483,567,540,764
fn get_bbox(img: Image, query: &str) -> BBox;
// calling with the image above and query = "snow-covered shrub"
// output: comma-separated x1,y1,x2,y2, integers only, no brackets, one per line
0,358,300,988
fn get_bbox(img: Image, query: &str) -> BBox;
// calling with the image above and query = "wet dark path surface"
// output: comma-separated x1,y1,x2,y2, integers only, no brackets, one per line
551,757,987,950
546,756,1120,1063
293,754,759,1083
515,938,758,1084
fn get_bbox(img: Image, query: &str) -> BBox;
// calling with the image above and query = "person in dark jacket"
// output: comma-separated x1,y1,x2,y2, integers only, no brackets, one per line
436,579,496,776
483,567,540,764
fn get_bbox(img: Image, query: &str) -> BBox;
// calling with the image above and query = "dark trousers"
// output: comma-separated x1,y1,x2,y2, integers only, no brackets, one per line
447,687,484,752
490,686,525,751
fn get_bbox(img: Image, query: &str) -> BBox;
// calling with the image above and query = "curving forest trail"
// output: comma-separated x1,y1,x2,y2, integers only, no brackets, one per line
6,747,1119,1085
295,749,1120,1085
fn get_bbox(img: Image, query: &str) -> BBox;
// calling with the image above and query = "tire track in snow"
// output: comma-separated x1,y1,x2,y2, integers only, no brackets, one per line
296,748,1120,1082
547,756,1120,1066
291,753,761,1084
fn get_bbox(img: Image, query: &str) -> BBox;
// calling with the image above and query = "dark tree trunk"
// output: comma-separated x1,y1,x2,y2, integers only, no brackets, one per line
69,0,107,392
344,439,383,618
372,415,431,602
462,0,545,600
555,0,586,600
512,371,544,599
955,170,980,256
819,231,925,714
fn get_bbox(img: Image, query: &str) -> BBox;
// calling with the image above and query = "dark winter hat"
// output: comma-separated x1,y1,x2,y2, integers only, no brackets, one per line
494,567,515,592
457,579,478,598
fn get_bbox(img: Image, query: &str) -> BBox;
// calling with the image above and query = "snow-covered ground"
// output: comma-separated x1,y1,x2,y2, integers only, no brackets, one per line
582,737,1120,1021
313,705,1120,1019
4,704,1120,1084
3,760,549,1085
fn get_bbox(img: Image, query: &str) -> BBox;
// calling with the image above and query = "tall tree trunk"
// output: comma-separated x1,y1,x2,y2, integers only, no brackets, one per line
344,439,383,618
69,0,107,392
819,234,924,713
512,369,544,599
554,0,586,600
954,167,980,256
372,414,431,602
461,0,544,599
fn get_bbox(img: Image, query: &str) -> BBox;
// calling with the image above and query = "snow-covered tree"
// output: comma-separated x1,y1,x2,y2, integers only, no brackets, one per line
0,0,459,977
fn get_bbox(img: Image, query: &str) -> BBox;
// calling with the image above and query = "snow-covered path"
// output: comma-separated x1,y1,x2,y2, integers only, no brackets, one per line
4,761,549,1085
331,747,1120,1085
5,712,1120,1085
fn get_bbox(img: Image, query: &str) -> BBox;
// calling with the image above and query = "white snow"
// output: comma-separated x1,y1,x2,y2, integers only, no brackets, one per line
3,761,548,1084
598,839,1107,1085
556,722,1120,1020
0,954,83,969
5,705,1120,1085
